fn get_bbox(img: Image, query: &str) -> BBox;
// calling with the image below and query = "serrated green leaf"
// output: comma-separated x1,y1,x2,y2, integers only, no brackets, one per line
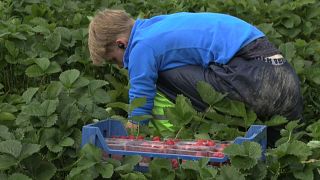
59,69,80,88
8,173,32,180
122,155,142,165
5,40,19,57
33,160,57,180
34,58,50,71
224,142,261,169
272,140,311,160
279,42,296,62
215,99,247,118
72,77,90,89
60,137,74,147
44,114,58,127
88,80,108,93
307,141,320,149
165,95,196,127
60,104,81,128
197,81,227,105
45,30,61,52
217,166,245,180
25,64,44,77
19,143,41,160
96,163,113,178
45,62,61,75
200,167,218,179
120,172,147,180
0,155,17,170
22,87,39,104
41,100,58,116
44,81,63,99
264,115,288,126
93,89,111,104
0,140,22,158
293,165,314,180
0,125,15,140
108,102,129,112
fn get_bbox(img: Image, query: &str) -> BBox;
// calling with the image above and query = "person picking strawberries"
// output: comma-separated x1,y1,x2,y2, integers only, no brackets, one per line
88,9,303,146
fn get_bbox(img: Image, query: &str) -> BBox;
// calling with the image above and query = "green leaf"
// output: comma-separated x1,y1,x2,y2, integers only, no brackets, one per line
224,141,262,169
44,81,63,99
0,155,17,170
108,102,129,112
34,58,50,71
279,42,296,62
96,163,114,178
0,125,15,140
293,165,314,180
217,166,245,180
165,95,196,127
33,160,57,180
19,143,41,160
8,173,32,180
214,99,247,118
45,30,61,52
122,155,142,165
46,62,61,75
264,115,288,126
5,40,19,57
59,69,80,88
41,100,59,116
88,80,108,93
60,104,81,128
196,81,227,105
25,64,44,77
93,89,111,104
199,167,218,179
149,158,174,180
307,140,320,149
120,172,147,180
60,137,74,147
72,77,90,89
22,87,39,104
0,140,22,158
272,140,311,160
129,97,147,112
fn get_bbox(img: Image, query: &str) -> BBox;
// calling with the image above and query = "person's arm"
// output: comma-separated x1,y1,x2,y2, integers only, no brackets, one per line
128,43,158,125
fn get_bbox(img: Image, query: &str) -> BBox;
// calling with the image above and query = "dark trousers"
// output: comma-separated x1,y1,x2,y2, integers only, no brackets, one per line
156,37,303,146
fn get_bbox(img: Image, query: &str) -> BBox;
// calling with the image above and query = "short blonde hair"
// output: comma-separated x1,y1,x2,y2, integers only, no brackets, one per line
88,9,134,65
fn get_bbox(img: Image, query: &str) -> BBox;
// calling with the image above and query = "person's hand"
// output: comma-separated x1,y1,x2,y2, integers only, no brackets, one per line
126,121,138,130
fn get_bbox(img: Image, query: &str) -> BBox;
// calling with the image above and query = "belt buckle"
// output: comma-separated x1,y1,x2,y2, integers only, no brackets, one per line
264,54,285,65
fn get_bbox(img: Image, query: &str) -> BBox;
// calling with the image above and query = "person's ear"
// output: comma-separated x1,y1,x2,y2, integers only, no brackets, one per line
116,38,128,49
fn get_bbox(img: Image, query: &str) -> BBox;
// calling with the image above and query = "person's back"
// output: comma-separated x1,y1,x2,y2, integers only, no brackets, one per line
124,12,265,70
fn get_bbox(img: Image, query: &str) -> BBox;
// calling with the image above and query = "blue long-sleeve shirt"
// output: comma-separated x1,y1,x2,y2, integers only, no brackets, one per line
123,12,265,124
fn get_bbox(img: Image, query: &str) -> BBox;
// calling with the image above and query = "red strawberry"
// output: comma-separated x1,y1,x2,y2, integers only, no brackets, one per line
137,135,144,140
128,135,135,139
165,139,175,145
171,159,179,169
206,140,215,146
152,136,161,141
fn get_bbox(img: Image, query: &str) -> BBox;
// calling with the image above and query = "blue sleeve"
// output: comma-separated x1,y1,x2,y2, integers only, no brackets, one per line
128,43,158,125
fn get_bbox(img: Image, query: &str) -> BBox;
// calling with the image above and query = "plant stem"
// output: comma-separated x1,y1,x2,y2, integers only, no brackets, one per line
175,126,184,139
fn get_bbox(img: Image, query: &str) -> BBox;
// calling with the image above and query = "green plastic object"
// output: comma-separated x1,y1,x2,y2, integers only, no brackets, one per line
150,92,175,132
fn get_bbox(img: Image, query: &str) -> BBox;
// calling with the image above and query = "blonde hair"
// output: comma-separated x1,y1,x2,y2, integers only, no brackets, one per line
88,9,134,65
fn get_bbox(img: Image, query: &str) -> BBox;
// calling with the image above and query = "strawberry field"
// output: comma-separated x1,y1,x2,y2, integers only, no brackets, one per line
0,0,320,179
